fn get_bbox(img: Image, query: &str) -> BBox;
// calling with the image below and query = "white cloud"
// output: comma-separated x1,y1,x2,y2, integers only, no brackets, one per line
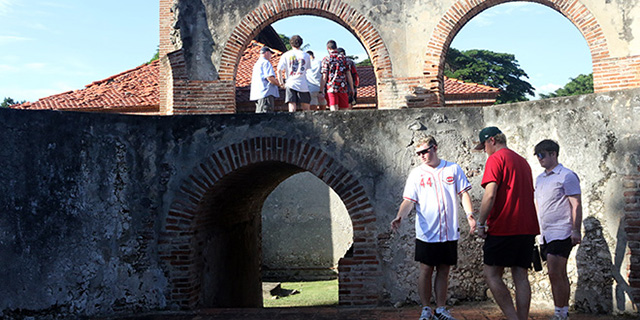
0,0,13,15
0,35,30,45
25,62,47,70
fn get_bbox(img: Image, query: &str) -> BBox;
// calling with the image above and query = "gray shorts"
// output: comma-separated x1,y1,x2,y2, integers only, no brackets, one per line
285,88,311,104
309,91,327,106
255,96,275,113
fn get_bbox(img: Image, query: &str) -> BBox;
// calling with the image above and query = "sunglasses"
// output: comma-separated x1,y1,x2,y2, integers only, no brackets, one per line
416,145,435,156
535,152,547,159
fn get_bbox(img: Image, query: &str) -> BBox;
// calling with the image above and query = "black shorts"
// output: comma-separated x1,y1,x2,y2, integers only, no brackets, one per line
483,234,535,269
540,237,573,260
415,239,458,266
285,88,311,104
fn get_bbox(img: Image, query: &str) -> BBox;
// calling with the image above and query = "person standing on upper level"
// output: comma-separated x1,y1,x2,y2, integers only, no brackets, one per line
320,40,354,111
249,46,280,113
277,35,311,112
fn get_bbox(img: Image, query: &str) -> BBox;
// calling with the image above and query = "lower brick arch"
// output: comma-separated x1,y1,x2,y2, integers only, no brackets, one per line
159,137,381,308
424,0,610,105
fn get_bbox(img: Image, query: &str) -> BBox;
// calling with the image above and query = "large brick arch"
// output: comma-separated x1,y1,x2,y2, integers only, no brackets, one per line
218,0,393,83
424,0,610,105
159,137,380,308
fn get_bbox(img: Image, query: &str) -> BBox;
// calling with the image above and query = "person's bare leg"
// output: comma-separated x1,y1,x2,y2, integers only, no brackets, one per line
484,265,519,320
547,254,570,309
511,267,531,320
434,264,450,308
418,263,434,307
288,102,297,112
329,104,339,111
300,103,311,111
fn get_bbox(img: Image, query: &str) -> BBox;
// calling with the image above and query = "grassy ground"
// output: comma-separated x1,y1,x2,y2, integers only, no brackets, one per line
263,279,338,308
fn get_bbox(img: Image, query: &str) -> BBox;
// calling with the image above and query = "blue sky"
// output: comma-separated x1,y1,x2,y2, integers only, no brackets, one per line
1,1,591,102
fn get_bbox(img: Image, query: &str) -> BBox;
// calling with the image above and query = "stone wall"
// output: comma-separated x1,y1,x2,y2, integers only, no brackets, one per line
0,88,638,317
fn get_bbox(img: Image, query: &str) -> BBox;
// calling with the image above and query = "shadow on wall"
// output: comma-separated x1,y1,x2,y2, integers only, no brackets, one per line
262,172,353,281
613,217,634,312
575,217,613,313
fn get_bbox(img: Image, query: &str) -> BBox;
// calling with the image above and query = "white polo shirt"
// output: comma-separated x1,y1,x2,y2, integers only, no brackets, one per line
534,163,581,243
402,160,471,243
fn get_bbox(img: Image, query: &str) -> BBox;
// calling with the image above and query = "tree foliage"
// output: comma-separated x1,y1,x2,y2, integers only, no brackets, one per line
356,58,372,67
539,73,593,99
1,97,24,108
444,48,535,104
149,47,159,64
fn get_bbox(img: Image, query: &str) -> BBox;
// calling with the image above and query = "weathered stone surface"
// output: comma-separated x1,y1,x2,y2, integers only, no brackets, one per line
0,88,639,317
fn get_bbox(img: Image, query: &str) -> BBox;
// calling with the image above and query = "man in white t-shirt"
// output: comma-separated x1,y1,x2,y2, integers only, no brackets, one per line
277,35,311,112
391,136,476,320
534,139,582,320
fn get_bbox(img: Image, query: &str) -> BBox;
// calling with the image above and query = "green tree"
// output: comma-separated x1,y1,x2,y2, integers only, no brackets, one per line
279,34,310,51
1,97,24,108
149,47,159,63
356,58,372,67
539,73,593,99
444,48,535,104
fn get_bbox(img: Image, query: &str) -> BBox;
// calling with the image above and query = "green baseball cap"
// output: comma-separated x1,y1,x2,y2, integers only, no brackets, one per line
474,126,502,150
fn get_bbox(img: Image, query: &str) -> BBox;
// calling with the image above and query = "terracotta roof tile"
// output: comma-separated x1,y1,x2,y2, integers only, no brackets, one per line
13,60,160,112
11,41,498,112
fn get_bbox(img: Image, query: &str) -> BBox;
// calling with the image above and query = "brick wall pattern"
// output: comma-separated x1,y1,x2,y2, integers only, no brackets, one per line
159,137,381,307
624,172,640,305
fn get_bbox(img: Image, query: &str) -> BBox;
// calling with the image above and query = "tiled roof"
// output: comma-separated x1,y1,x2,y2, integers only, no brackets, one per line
13,60,160,113
444,76,499,95
12,40,498,112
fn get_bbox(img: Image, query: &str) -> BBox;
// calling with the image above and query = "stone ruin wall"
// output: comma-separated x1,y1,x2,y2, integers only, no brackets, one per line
0,88,638,318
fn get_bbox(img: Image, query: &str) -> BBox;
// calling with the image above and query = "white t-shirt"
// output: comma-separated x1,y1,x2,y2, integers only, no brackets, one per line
402,160,472,243
535,163,581,243
277,48,311,92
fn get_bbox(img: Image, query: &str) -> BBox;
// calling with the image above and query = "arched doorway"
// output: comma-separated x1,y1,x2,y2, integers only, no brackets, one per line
159,137,380,308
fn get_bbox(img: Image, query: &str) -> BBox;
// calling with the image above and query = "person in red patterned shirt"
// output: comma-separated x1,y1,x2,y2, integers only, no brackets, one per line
337,47,359,108
320,40,354,111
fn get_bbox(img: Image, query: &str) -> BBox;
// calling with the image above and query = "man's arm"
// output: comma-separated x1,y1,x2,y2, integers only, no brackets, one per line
568,194,583,245
320,73,327,94
477,182,498,238
460,191,476,234
346,71,354,95
266,75,279,86
391,199,415,233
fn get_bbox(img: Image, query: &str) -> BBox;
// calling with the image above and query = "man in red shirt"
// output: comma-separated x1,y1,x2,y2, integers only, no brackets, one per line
474,126,540,320
320,40,354,111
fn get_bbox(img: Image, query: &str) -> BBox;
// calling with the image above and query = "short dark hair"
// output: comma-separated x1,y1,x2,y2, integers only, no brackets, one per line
337,47,345,55
534,139,560,156
290,35,303,48
306,50,314,58
327,40,337,50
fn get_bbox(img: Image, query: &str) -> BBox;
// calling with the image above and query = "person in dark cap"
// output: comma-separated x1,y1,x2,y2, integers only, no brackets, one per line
474,126,540,320
250,46,280,113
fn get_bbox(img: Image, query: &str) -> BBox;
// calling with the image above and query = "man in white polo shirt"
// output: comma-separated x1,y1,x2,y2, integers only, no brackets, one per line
391,136,476,320
533,139,583,320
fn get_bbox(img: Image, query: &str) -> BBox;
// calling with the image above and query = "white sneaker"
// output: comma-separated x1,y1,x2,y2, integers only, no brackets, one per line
419,306,434,320
549,314,569,320
434,307,457,320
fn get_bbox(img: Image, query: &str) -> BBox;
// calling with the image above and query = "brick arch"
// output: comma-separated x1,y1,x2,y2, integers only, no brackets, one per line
424,0,610,105
159,137,380,308
218,0,393,83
